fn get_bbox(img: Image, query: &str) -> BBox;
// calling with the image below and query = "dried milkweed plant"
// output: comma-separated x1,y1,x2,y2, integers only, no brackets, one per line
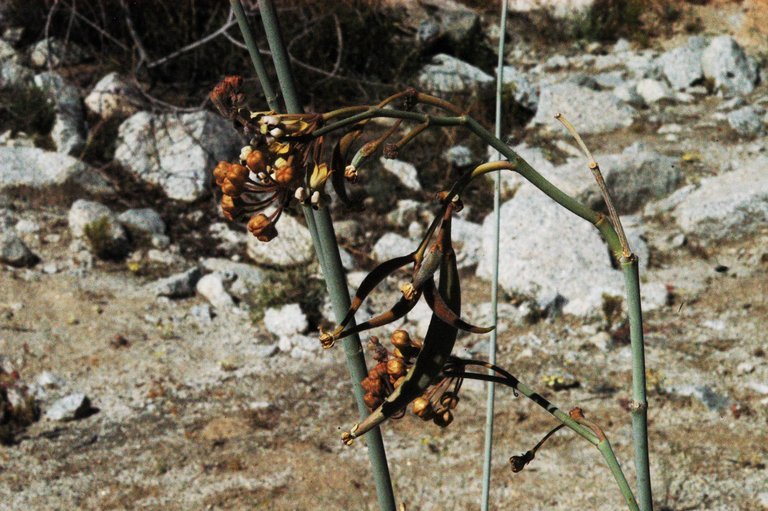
212,2,654,511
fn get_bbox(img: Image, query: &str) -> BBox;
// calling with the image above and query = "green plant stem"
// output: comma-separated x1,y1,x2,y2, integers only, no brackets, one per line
622,257,652,511
229,0,279,111
256,2,396,510
482,2,508,509
598,439,641,511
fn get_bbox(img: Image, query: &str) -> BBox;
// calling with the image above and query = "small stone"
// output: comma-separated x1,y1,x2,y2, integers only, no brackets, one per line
199,258,266,299
29,38,84,68
417,53,494,95
501,65,539,111
151,267,201,298
33,71,85,155
379,158,422,191
246,214,313,267
278,336,292,352
255,343,279,358
746,382,768,395
736,362,755,375
667,385,729,412
636,78,671,104
196,273,235,309
68,200,130,259
117,208,166,239
387,199,421,227
612,82,645,107
13,219,39,234
84,72,144,119
45,393,92,421
0,231,38,267
36,371,65,389
263,303,307,337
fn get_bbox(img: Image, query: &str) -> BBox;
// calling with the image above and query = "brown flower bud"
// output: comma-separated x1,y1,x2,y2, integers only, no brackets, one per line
220,195,243,221
412,396,432,419
246,150,267,173
213,161,231,186
363,392,381,410
274,164,296,186
390,330,412,349
440,392,460,410
247,214,278,242
386,358,406,378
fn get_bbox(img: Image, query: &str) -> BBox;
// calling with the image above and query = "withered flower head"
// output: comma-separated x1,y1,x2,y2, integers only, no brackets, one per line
247,213,278,242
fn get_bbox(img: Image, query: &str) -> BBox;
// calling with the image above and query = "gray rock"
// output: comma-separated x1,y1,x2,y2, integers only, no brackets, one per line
667,384,729,412
673,161,768,243
501,65,538,111
379,157,422,191
451,217,483,269
117,208,166,241
727,106,765,137
658,39,704,90
417,53,493,95
196,273,235,309
593,71,626,89
443,145,475,167
531,83,635,134
0,60,33,88
151,267,201,298
0,231,38,267
387,199,422,227
418,3,479,47
635,78,672,104
476,187,623,317
612,82,645,107
68,200,130,259
84,72,143,119
114,110,241,202
246,213,313,267
373,232,417,262
263,303,307,337
625,51,662,80
29,38,84,68
509,0,593,17
701,36,759,96
574,150,682,213
44,393,92,421
0,40,17,62
33,72,85,155
0,129,35,148
200,257,266,299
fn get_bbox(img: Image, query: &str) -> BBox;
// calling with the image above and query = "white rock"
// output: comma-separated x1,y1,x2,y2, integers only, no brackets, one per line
0,230,37,267
114,110,241,202
0,60,33,88
387,199,422,226
476,187,623,317
443,145,475,167
0,147,111,199
28,38,83,68
658,38,704,90
263,303,307,337
196,273,235,309
246,213,313,267
373,232,417,262
451,217,483,269
45,393,91,421
531,83,635,134
36,371,65,389
673,161,768,243
636,79,672,104
641,282,670,311
84,72,143,119
417,53,494,94
501,65,539,111
117,208,166,239
701,35,759,96
379,157,422,191
200,257,266,298
612,82,645,107
727,106,765,137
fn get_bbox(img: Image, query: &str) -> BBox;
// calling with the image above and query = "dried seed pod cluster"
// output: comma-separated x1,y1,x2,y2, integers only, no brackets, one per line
360,329,462,429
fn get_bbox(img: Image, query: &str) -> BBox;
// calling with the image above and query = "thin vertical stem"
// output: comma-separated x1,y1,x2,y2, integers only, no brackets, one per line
228,0,279,111
481,1,507,510
622,257,652,511
255,2,396,510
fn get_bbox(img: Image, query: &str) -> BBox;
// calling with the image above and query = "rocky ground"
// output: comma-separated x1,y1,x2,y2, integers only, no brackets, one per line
1,1,767,510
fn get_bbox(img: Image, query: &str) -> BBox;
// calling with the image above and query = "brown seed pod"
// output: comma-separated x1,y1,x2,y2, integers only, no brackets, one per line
440,392,460,410
213,161,231,186
364,392,381,410
433,410,453,428
246,150,267,173
273,164,296,186
393,376,405,388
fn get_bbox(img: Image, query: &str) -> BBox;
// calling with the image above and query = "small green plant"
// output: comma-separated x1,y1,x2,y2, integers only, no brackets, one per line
83,217,127,260
0,369,40,445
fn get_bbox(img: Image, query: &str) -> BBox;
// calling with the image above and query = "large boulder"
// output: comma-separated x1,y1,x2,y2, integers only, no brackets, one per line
0,146,112,199
417,53,493,95
657,37,705,90
530,83,636,134
673,162,768,244
476,186,623,317
701,36,759,96
114,110,241,202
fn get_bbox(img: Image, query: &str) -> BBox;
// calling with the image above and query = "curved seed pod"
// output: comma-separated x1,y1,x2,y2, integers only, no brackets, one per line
331,127,364,210
422,278,494,334
342,206,461,442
